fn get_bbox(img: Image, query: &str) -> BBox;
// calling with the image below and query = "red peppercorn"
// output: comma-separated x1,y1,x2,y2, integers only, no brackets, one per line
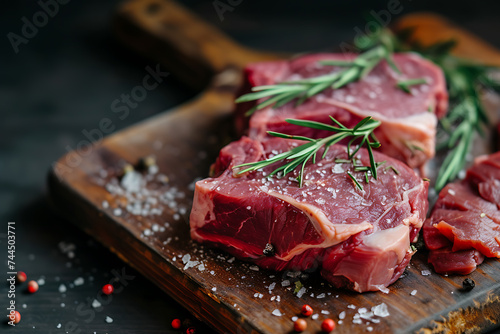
11,311,21,324
17,272,27,284
186,327,196,334
27,280,39,293
321,318,336,332
293,318,307,332
102,284,114,295
301,304,313,317
171,318,182,329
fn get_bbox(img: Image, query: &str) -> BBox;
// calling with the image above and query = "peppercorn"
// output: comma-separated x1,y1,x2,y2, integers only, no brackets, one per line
171,318,182,329
462,278,475,291
102,284,114,295
301,304,313,317
293,318,307,332
12,311,21,324
17,272,27,284
321,318,336,332
263,243,275,256
27,280,39,293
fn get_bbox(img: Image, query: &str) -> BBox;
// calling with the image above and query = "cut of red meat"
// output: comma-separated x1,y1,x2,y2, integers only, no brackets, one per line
424,153,500,274
190,136,428,292
427,247,484,275
235,53,448,169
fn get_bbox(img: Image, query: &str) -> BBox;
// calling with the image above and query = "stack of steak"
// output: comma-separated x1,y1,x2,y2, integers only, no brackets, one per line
190,52,448,292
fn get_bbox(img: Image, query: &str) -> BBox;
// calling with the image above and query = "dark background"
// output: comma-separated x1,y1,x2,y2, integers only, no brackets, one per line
2,0,500,333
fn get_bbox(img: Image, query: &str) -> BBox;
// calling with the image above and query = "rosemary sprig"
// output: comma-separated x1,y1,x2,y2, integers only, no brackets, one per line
235,41,398,116
397,78,427,94
233,116,381,188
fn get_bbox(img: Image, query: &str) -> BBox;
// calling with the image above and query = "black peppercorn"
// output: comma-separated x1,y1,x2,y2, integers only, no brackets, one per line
263,243,275,256
462,278,475,291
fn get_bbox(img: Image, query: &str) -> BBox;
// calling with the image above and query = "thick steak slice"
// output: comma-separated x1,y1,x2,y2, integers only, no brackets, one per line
424,152,500,274
190,137,428,292
235,53,448,169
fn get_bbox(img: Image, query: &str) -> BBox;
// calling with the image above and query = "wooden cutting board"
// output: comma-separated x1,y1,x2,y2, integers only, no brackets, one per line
48,1,500,333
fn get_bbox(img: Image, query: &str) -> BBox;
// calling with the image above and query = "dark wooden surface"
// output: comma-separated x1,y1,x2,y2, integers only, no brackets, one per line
3,0,500,333
48,1,500,333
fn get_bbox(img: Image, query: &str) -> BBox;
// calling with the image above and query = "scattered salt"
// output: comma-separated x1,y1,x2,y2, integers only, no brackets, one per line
58,284,67,293
227,257,235,264
102,200,109,209
296,287,306,298
269,282,276,292
105,316,113,324
410,289,417,296
281,280,290,287
182,254,191,264
339,311,346,319
272,309,282,317
292,316,298,322
372,303,390,317
249,265,259,271
92,299,102,309
212,287,217,292
60,303,65,308
312,314,319,320
421,270,431,276
347,304,356,309
73,277,84,286
317,293,326,299
56,323,61,328
321,310,329,314
113,208,122,216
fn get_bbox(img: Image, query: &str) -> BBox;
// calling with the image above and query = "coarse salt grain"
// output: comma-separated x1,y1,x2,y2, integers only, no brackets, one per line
105,316,113,323
312,314,319,320
74,277,84,286
249,265,259,271
372,303,390,317
272,309,282,317
92,299,101,308
58,284,67,293
410,289,417,296
421,270,431,276
281,280,290,287
321,310,329,314
339,311,346,319
292,316,298,322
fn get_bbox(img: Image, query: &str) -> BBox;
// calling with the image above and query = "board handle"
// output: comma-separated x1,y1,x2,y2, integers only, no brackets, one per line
393,13,500,66
114,0,282,90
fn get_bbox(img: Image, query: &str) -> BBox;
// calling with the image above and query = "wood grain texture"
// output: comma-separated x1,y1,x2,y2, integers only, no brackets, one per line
49,1,500,333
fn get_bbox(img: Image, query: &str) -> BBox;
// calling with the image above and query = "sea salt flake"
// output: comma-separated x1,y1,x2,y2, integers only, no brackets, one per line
74,277,84,286
312,314,319,320
292,316,298,322
296,287,307,298
281,280,290,287
212,287,217,292
58,284,67,293
105,316,113,323
372,303,390,317
92,299,102,309
269,282,276,292
227,257,235,264
421,270,431,276
321,310,329,314
249,265,260,271
182,254,191,264
339,311,346,319
317,293,326,299
272,309,282,317
56,324,61,328
348,304,356,309
410,289,417,296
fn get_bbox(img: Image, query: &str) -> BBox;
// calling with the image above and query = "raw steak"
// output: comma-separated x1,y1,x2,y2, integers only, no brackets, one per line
424,152,500,274
235,53,448,169
190,136,429,292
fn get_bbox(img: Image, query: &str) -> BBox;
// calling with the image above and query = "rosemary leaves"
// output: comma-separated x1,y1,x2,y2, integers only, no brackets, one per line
233,116,381,188
235,43,397,116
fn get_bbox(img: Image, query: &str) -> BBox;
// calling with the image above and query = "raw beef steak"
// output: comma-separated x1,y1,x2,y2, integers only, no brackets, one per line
190,137,429,292
235,53,448,169
424,152,500,274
